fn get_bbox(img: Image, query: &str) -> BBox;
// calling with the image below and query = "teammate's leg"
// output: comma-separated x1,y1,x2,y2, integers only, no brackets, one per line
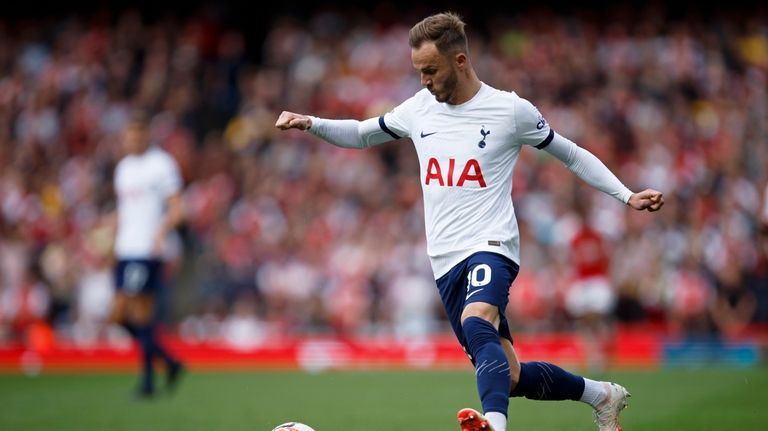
109,291,136,336
130,292,183,394
112,262,151,396
128,294,158,396
152,270,185,391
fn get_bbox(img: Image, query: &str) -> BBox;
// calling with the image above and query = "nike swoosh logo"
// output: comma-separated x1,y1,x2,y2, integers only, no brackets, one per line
465,289,484,301
420,131,437,138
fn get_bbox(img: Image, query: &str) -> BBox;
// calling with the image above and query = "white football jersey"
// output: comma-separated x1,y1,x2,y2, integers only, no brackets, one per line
381,83,552,278
114,146,182,259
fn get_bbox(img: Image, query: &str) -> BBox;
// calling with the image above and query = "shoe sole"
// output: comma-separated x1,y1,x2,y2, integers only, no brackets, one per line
457,408,493,431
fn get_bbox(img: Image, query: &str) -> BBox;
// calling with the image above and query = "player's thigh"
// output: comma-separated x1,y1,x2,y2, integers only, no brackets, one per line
109,292,129,323
436,252,519,360
126,294,155,325
114,259,163,324
460,252,519,324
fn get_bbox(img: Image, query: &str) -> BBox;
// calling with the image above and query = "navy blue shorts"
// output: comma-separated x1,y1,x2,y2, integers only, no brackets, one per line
114,259,164,296
436,252,520,361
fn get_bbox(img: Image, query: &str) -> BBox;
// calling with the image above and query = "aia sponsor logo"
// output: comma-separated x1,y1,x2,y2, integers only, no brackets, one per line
425,158,486,187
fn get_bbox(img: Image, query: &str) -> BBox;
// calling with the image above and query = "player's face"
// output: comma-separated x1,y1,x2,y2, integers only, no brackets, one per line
122,122,151,155
412,42,459,104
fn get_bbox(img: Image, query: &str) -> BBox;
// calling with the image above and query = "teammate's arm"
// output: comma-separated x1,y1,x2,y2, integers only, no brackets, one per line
275,111,398,149
152,192,184,256
152,154,185,256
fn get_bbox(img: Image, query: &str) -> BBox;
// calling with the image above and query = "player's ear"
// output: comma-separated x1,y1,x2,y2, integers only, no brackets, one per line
455,52,468,69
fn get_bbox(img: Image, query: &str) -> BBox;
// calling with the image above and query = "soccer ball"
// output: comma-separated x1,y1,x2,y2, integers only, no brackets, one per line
271,422,316,431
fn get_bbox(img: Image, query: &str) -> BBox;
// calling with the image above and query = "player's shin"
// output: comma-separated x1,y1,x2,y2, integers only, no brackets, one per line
135,325,156,394
509,361,585,401
463,316,510,427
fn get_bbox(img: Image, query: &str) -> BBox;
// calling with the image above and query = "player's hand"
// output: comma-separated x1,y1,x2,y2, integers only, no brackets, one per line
275,111,312,130
627,188,664,212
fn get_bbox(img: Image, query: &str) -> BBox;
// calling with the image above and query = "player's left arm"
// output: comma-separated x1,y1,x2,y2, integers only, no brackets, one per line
161,192,185,232
541,134,663,212
513,96,662,212
152,155,185,255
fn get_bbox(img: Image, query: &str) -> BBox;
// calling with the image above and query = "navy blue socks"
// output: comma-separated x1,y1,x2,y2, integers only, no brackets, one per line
135,325,155,392
135,324,177,392
463,317,511,415
509,361,585,401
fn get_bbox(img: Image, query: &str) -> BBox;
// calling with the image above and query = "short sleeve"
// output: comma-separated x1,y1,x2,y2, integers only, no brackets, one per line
379,94,418,139
514,97,554,149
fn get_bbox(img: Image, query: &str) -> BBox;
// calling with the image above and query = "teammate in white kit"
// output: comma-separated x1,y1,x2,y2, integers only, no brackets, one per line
276,12,663,431
111,110,184,398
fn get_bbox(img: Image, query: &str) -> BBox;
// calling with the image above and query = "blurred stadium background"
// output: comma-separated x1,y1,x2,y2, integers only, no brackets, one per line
1,1,767,429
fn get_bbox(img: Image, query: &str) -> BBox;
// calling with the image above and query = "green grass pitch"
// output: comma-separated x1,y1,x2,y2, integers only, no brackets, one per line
1,368,766,430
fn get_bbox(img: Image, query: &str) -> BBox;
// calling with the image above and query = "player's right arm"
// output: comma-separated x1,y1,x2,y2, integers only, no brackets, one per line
275,112,396,149
275,111,313,131
275,95,415,149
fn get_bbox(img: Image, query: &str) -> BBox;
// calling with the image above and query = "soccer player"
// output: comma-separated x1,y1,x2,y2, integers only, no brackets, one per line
275,12,663,431
111,110,185,398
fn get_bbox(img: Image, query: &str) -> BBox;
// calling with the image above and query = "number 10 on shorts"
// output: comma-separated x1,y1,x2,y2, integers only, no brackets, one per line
466,264,492,300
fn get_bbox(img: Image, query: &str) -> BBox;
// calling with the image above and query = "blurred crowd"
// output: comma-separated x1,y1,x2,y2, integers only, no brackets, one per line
1,5,767,350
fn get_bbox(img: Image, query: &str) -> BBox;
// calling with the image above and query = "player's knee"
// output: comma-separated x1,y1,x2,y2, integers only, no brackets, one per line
127,296,154,324
462,316,500,356
461,301,500,326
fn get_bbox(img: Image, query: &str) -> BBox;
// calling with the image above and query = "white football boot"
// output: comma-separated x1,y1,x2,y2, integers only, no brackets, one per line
592,382,631,431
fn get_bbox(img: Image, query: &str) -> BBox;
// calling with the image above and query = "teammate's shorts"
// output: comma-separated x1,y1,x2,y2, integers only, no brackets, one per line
564,275,615,317
435,251,519,364
114,259,164,296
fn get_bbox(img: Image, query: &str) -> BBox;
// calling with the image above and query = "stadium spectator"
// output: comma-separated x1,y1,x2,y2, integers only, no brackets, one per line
560,200,616,371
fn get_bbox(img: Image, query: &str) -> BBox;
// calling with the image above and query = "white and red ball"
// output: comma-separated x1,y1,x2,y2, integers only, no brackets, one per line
271,422,316,431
